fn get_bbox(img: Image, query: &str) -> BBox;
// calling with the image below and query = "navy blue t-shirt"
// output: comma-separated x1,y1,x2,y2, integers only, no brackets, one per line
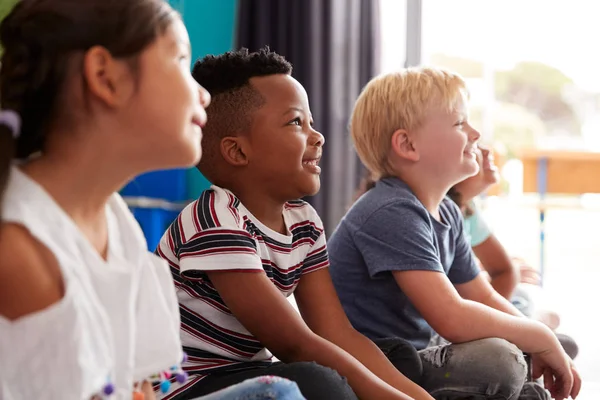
328,177,480,350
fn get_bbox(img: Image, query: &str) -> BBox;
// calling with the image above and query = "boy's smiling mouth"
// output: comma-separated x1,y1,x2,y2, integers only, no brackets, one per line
302,153,322,174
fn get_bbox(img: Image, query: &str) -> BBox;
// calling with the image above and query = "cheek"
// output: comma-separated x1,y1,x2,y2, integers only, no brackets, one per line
160,77,196,135
281,135,306,157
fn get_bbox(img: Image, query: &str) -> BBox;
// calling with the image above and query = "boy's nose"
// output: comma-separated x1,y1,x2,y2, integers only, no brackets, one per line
310,128,325,147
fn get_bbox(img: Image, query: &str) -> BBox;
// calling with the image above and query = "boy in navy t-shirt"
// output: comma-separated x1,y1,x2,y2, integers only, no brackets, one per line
328,67,581,400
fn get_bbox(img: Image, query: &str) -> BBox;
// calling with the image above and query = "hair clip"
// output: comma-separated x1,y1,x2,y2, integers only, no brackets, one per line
0,110,21,139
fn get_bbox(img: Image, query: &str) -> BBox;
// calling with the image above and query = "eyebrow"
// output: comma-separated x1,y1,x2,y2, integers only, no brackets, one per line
283,106,314,119
178,40,191,54
168,37,191,54
453,110,467,119
283,107,304,116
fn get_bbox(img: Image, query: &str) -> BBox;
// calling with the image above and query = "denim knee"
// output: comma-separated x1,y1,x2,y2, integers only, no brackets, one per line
420,338,528,400
472,338,528,399
282,362,358,400
375,337,423,383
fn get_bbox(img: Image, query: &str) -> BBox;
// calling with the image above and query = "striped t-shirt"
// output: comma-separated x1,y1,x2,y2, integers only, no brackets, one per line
155,185,329,395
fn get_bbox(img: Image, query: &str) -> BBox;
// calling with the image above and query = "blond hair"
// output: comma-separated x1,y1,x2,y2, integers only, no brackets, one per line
351,67,467,180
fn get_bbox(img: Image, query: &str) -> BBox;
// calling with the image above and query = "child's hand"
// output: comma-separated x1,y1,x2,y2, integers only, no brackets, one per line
513,260,540,286
531,350,581,399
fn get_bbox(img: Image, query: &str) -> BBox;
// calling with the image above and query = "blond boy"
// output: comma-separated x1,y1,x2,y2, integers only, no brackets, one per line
328,67,581,400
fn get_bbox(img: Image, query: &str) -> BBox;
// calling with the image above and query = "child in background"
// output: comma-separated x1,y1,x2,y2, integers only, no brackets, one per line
0,0,210,398
328,67,581,400
447,145,579,360
156,48,433,400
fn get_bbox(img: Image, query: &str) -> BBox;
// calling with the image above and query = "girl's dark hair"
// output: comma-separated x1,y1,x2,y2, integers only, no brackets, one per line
446,186,462,208
0,0,177,209
447,186,473,216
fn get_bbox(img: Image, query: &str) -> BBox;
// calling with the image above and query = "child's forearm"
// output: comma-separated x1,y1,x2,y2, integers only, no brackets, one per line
489,269,519,300
477,289,524,318
324,330,434,400
142,381,156,400
450,299,558,353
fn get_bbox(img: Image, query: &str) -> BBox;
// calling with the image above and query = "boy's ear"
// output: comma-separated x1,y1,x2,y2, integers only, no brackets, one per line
221,136,249,167
390,129,419,162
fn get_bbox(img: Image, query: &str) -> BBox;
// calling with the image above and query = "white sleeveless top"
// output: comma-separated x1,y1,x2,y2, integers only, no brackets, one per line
0,167,183,400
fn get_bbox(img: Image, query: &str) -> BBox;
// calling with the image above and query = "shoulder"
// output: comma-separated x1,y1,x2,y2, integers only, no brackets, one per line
0,223,64,320
185,186,246,231
284,199,323,227
108,193,148,250
335,194,432,249
358,179,427,219
284,201,326,248
464,203,491,246
363,193,429,229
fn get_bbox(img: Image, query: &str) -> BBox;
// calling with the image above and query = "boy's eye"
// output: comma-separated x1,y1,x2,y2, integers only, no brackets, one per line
289,117,302,126
455,120,465,127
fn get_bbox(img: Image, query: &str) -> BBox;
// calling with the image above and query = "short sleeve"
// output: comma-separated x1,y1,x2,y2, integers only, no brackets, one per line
445,201,481,284
466,206,492,247
302,217,329,275
354,200,444,278
178,228,262,278
161,189,264,279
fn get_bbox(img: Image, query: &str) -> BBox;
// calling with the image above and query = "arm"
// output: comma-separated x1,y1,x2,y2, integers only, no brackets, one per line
393,270,578,399
207,269,414,400
294,268,434,400
455,273,523,317
472,234,519,299
394,270,542,348
141,381,156,400
449,202,522,318
0,224,63,320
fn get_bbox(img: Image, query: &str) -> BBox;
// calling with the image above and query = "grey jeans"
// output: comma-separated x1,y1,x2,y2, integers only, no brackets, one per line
376,337,551,400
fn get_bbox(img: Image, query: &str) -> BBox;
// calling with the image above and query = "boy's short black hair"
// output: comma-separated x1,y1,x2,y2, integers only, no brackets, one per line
192,47,292,181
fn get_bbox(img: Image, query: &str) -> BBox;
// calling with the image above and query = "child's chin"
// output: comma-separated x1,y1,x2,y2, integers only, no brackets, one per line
454,166,478,184
300,180,321,198
465,162,480,177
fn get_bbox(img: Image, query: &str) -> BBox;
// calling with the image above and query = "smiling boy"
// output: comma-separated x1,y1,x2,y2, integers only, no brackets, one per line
155,48,433,400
